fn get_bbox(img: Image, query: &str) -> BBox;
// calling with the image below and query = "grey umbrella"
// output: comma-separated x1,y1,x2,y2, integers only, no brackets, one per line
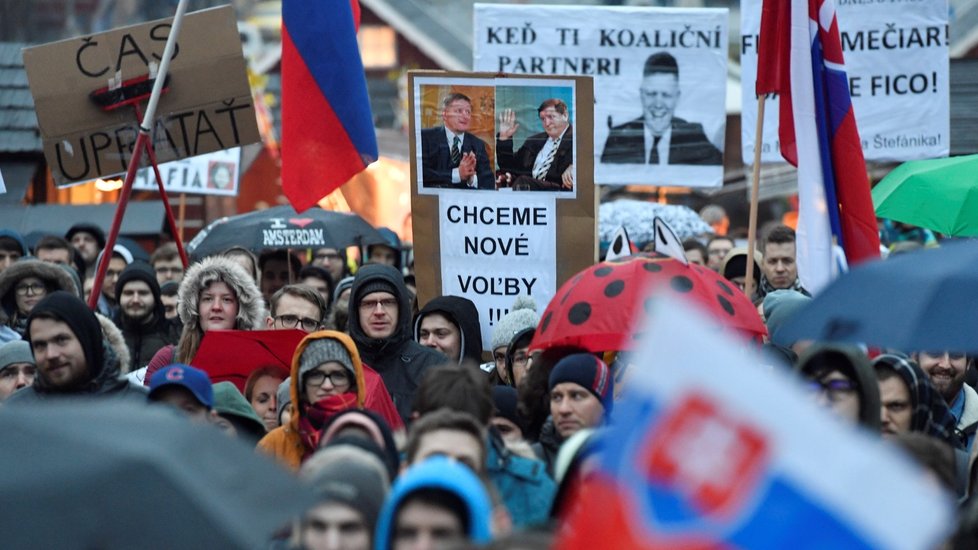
0,399,317,550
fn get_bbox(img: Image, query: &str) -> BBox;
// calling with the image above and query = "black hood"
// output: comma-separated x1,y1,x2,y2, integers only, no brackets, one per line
27,291,105,387
348,264,411,357
414,295,483,364
114,261,164,328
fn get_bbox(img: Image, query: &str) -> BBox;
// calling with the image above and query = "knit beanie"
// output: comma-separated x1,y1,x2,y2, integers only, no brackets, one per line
65,223,106,249
333,276,355,304
491,296,539,350
0,340,34,372
491,385,526,433
27,291,104,379
548,353,614,414
356,279,397,303
300,447,390,530
276,377,292,420
299,338,355,380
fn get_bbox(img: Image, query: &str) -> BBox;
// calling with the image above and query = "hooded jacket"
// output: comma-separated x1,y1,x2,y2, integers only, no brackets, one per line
413,295,483,365
7,291,147,403
0,229,29,257
258,330,366,470
348,264,446,422
373,456,492,550
114,262,180,372
797,343,881,431
0,259,79,336
145,256,267,374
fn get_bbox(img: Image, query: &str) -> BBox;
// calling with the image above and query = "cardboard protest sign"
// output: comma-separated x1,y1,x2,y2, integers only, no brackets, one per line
410,72,596,352
741,0,949,164
23,6,260,185
474,5,728,188
133,147,241,196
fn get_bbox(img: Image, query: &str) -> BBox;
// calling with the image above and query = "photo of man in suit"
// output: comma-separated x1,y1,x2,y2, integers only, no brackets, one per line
495,98,574,192
420,92,495,190
601,51,722,166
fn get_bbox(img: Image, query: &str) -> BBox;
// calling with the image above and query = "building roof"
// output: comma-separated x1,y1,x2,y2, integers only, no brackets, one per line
0,43,40,153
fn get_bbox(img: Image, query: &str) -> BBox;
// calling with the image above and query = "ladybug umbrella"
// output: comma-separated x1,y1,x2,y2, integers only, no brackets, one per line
530,252,766,353
192,329,404,430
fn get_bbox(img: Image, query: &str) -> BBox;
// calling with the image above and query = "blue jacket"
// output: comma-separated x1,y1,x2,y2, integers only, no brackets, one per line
374,456,492,550
486,429,555,527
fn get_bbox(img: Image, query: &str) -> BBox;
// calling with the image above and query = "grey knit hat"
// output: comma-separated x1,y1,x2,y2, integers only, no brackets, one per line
300,447,390,531
333,276,355,304
491,296,540,350
299,338,355,381
276,377,291,420
0,340,34,372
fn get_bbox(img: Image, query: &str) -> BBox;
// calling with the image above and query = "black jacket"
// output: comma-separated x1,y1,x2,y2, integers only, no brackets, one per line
496,126,574,187
114,262,180,371
601,117,722,165
414,295,483,365
9,291,147,403
348,264,447,422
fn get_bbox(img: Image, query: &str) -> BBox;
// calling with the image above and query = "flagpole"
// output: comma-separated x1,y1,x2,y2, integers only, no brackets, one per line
87,0,190,310
744,95,766,298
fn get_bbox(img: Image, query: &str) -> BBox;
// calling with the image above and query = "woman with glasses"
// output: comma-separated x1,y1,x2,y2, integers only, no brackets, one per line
0,259,79,337
259,330,367,470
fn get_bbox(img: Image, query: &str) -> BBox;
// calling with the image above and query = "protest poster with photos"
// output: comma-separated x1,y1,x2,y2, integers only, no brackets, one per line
410,72,596,351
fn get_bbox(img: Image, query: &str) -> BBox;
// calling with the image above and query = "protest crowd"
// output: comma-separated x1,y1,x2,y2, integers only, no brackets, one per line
1,0,976,549
1,210,976,549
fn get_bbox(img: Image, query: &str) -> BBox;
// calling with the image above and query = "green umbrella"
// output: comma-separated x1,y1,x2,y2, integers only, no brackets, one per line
872,154,978,237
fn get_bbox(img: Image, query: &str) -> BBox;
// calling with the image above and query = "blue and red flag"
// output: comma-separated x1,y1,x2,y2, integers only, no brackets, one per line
281,0,377,212
756,0,879,291
556,296,953,549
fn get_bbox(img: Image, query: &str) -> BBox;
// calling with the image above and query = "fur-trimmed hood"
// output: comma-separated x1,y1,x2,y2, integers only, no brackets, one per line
96,312,131,374
177,256,266,331
0,259,79,320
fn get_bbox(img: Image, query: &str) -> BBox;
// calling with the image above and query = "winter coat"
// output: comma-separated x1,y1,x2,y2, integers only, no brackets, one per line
114,263,180,371
532,417,563,479
0,260,79,336
145,256,266,379
414,295,483,365
486,428,555,528
348,264,447,422
258,331,367,471
7,291,147,403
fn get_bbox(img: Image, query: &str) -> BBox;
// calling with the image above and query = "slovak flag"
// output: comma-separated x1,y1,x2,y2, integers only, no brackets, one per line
556,296,953,549
756,0,880,292
281,0,378,212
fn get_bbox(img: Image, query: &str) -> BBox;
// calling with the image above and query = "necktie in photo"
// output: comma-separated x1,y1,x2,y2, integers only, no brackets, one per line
451,136,461,167
534,137,560,179
648,135,661,164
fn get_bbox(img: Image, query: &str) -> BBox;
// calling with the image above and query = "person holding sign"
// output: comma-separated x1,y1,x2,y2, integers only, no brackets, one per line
601,52,722,166
420,93,495,190
495,98,574,192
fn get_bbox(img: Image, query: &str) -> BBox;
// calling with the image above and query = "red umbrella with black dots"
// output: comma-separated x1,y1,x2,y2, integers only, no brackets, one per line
530,252,766,353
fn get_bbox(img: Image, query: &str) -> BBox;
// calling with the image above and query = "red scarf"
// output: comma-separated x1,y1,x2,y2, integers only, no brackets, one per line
298,393,358,460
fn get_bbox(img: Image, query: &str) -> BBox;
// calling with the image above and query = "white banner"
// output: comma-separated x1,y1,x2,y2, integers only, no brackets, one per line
439,192,557,349
741,0,949,164
133,147,242,196
474,4,728,188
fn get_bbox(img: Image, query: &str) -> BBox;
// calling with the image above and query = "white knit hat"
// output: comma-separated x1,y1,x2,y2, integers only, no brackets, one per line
490,296,539,350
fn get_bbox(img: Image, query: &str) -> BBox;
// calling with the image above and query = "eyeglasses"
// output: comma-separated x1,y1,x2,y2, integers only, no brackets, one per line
806,378,857,403
275,314,321,332
359,298,397,312
15,283,46,296
513,352,530,367
155,266,184,275
314,252,341,261
304,370,350,388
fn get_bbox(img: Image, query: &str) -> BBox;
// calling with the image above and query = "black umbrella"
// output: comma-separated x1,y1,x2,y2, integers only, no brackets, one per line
187,205,386,258
0,400,317,549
